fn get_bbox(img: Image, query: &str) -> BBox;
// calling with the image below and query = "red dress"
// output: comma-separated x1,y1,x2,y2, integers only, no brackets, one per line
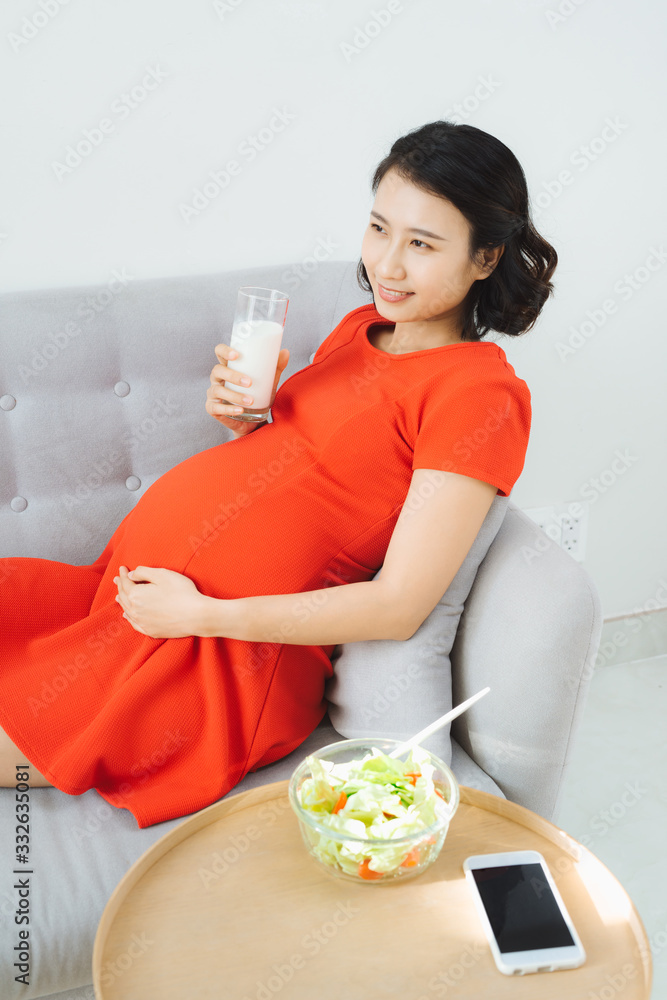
0,304,531,827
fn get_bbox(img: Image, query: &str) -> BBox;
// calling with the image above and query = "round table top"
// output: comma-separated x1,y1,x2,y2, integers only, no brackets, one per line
93,782,652,999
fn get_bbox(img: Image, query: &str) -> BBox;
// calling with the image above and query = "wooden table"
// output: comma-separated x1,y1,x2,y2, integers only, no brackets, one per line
93,782,652,999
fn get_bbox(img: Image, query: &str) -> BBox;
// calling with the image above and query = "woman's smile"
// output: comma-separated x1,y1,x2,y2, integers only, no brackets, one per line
377,283,414,302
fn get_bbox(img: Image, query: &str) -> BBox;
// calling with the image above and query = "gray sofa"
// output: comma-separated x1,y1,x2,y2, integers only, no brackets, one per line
0,261,603,999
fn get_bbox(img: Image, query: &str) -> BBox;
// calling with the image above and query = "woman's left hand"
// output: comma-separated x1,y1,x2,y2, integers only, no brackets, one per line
114,565,209,639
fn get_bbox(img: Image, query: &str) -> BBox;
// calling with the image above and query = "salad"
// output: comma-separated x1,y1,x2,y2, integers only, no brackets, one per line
296,745,452,880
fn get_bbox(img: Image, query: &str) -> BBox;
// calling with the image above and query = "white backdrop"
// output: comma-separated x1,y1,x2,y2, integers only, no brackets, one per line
1,0,665,623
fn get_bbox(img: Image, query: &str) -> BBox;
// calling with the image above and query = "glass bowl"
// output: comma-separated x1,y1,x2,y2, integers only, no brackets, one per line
288,737,459,885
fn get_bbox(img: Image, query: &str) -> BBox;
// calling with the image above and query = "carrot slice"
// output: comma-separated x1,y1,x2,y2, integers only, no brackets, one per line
332,791,347,814
358,858,383,880
405,771,422,786
400,846,421,868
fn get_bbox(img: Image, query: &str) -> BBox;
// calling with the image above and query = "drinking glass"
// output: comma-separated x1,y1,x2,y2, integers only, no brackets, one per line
224,286,289,421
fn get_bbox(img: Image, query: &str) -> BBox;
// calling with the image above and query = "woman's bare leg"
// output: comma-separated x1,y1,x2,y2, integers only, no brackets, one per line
0,723,53,786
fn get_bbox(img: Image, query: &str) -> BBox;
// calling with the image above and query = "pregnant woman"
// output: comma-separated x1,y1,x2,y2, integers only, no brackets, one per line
0,121,557,828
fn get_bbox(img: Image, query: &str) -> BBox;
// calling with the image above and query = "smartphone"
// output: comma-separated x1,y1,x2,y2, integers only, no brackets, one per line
462,850,586,975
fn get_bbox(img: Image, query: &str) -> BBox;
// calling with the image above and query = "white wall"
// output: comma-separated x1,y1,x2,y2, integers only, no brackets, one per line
1,0,665,622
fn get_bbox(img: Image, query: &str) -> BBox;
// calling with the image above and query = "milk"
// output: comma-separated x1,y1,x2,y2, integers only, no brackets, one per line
224,319,284,411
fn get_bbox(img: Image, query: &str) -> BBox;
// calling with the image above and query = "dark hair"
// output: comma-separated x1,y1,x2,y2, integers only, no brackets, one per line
357,120,558,341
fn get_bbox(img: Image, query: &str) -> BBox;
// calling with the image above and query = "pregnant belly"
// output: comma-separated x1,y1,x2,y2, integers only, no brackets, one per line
88,428,332,608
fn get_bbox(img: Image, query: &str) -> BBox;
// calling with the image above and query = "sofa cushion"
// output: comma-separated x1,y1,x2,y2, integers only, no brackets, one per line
324,494,509,766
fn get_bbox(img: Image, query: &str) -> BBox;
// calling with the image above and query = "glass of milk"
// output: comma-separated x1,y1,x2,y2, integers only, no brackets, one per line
224,286,289,421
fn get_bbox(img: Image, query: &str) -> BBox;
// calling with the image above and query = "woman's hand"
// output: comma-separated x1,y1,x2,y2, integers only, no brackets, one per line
114,565,210,639
205,342,290,437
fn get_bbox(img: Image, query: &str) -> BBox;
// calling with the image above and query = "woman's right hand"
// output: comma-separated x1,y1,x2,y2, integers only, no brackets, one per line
205,343,290,437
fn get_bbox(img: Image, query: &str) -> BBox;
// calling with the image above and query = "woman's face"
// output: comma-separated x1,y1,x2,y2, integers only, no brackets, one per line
360,167,501,337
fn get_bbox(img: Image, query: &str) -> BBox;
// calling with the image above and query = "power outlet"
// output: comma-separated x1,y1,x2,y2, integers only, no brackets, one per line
559,506,588,561
523,502,589,562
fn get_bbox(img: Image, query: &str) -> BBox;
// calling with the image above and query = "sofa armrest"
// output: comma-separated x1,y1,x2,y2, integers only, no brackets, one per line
449,502,603,821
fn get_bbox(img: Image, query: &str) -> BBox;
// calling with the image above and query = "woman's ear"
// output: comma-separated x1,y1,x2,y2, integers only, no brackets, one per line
470,243,504,283
479,244,504,276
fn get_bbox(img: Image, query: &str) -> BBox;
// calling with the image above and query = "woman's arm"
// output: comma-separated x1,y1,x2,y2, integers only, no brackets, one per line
116,564,408,642
198,577,407,643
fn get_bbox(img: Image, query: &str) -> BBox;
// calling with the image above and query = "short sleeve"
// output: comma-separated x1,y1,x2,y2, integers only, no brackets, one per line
411,373,532,497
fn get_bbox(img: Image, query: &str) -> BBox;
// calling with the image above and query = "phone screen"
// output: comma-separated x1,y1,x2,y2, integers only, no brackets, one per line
470,862,575,953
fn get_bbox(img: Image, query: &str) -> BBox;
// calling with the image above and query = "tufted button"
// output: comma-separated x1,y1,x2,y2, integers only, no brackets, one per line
114,381,131,397
11,496,28,512
1,394,17,410
125,476,141,491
